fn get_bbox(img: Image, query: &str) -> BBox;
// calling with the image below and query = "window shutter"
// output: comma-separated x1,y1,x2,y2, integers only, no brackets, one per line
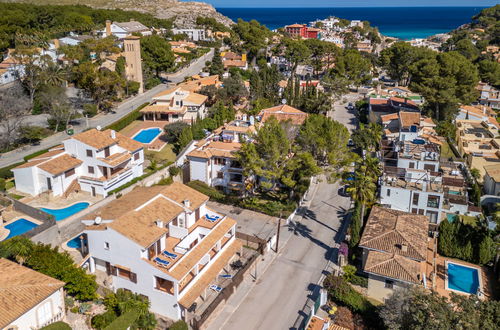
105,262,111,275
131,272,137,283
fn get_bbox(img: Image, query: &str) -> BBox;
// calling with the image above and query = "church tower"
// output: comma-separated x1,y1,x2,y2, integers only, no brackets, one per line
123,36,144,94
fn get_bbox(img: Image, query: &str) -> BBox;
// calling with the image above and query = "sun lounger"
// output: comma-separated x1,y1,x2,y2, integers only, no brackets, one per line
209,285,222,292
154,257,170,268
206,214,220,222
162,251,178,260
219,274,232,279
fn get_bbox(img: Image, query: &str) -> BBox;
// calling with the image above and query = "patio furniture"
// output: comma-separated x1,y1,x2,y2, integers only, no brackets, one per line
162,251,178,260
206,214,220,222
230,260,243,270
154,257,170,268
209,285,222,293
219,274,233,279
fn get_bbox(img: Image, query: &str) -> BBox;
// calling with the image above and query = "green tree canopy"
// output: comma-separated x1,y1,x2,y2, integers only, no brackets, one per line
141,35,175,78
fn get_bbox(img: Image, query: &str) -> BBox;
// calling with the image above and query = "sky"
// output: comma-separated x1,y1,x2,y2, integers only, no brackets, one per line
194,0,498,8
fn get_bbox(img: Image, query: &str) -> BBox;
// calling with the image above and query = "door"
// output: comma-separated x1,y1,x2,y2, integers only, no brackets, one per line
91,186,96,197
46,177,52,190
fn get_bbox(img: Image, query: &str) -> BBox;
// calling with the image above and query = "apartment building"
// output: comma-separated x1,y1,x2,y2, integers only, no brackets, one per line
140,86,208,123
12,128,144,197
455,119,500,179
187,119,255,194
368,96,420,124
359,207,428,301
0,259,66,329
477,82,500,110
82,183,240,320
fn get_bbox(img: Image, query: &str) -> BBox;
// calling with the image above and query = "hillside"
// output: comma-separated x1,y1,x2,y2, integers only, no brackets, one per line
0,0,234,28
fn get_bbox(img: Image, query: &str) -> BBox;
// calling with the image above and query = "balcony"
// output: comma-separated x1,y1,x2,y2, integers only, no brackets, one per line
427,200,440,208
79,167,133,189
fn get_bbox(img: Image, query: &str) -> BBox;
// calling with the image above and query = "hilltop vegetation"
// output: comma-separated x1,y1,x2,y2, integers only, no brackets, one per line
0,3,172,51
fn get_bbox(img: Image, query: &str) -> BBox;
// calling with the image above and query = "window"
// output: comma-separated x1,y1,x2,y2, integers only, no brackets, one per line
64,168,75,178
104,242,110,250
104,147,110,158
385,279,394,289
418,209,425,215
427,195,440,208
217,171,224,179
37,301,52,326
88,166,95,174
134,153,140,161
386,189,391,197
155,276,174,294
411,208,418,214
424,164,436,172
409,162,415,169
86,149,93,157
427,210,439,224
412,193,420,205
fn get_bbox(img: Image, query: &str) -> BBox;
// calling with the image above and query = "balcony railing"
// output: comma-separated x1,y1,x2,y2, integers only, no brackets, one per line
427,200,440,208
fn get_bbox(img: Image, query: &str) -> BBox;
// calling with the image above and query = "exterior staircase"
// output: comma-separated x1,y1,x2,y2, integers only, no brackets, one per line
63,179,81,198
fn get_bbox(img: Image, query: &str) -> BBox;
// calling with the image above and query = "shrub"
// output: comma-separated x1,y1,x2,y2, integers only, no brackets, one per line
0,162,23,179
92,310,117,329
0,178,5,192
169,166,181,177
83,103,98,117
104,311,139,330
24,148,50,161
156,176,173,186
105,103,149,132
41,321,72,330
169,320,188,330
145,77,161,90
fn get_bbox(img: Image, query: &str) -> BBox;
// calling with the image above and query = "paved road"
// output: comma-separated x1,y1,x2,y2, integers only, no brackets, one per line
206,95,358,330
0,49,214,168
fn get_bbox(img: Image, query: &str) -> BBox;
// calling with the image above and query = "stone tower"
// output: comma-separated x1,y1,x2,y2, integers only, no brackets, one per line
123,36,144,94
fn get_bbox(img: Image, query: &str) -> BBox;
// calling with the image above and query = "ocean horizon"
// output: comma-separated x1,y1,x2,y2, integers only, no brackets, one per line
217,6,486,39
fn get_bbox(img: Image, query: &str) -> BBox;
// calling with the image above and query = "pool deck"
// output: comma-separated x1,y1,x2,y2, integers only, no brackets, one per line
425,238,495,300
120,120,169,151
0,213,43,241
22,191,102,210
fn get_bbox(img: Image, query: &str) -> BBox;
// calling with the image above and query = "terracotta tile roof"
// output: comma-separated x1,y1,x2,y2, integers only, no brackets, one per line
153,86,183,98
178,239,241,307
13,158,48,170
286,24,306,28
399,111,421,127
420,117,436,126
364,250,422,284
259,104,308,125
187,141,241,159
70,128,116,150
459,104,495,117
30,149,65,160
140,104,187,114
0,258,65,328
359,207,428,261
114,131,143,152
390,97,417,106
159,182,209,212
168,216,237,280
98,151,131,167
38,154,82,176
223,60,246,68
381,113,398,122
370,98,388,105
484,164,500,182
184,92,208,105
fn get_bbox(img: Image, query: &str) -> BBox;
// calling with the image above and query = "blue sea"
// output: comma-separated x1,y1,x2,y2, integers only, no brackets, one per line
217,7,486,40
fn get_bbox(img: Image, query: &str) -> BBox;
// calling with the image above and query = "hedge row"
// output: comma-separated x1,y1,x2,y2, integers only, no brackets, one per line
104,311,139,330
105,102,149,132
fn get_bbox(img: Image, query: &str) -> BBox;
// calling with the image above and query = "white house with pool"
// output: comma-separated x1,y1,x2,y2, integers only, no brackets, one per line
12,128,144,197
81,182,242,321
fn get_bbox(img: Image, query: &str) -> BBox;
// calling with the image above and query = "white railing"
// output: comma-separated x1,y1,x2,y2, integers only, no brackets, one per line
169,222,188,239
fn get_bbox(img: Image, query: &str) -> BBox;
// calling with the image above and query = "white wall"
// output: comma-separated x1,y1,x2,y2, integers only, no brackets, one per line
12,167,38,196
6,288,64,329
189,157,208,183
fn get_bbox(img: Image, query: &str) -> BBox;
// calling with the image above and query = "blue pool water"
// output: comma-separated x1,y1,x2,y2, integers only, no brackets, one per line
41,202,90,221
447,262,480,294
446,214,458,222
133,128,162,144
67,235,86,249
4,219,38,240
448,191,460,195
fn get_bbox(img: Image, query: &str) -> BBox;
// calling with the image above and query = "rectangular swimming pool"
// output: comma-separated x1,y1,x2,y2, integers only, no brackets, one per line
446,262,480,294
4,219,39,240
132,128,162,144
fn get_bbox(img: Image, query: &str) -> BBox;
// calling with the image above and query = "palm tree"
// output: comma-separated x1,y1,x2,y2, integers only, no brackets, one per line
367,123,383,151
3,237,33,266
347,172,377,223
44,63,68,87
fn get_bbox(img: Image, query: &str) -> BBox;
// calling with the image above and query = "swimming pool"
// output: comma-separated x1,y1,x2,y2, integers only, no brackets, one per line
67,235,86,249
446,262,480,294
132,128,162,144
446,214,458,222
4,219,39,240
448,190,460,195
41,202,90,221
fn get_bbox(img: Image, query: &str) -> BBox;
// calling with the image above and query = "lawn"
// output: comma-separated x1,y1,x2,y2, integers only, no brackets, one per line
145,144,176,165
440,141,458,160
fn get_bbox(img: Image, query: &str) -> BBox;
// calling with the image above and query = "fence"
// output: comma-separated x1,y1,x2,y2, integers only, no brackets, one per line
10,198,56,238
235,231,267,254
191,252,259,330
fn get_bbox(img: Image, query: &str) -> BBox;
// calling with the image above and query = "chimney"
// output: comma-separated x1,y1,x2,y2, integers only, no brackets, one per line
53,39,60,49
106,20,112,37
400,244,408,252
110,130,116,139
183,199,191,208
155,220,163,228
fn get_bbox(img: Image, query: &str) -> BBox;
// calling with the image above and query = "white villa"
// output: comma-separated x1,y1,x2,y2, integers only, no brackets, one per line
12,128,144,197
187,119,256,194
82,183,241,321
0,258,66,329
99,20,152,39
140,86,208,123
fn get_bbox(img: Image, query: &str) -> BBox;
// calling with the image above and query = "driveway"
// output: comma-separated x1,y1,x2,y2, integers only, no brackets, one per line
206,176,352,330
0,49,214,168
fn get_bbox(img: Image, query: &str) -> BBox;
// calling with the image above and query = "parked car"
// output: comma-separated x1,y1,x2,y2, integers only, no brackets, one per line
347,102,354,110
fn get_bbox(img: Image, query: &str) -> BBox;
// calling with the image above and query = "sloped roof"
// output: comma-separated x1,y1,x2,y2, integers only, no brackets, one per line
0,258,65,328
399,111,421,128
70,128,116,150
364,250,422,284
187,141,242,159
37,154,82,176
359,207,428,261
484,163,500,182
259,104,308,125
114,21,149,32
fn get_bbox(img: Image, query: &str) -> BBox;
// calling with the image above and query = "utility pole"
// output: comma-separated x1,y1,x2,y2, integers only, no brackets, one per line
275,212,282,253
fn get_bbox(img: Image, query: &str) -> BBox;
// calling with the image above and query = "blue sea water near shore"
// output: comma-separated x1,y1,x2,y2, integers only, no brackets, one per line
217,7,486,40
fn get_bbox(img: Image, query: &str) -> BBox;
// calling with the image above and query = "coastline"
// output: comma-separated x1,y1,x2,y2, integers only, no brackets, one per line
217,6,486,40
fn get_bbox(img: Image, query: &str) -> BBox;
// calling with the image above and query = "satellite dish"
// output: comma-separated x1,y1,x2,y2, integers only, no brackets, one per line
94,216,102,225
96,125,102,131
